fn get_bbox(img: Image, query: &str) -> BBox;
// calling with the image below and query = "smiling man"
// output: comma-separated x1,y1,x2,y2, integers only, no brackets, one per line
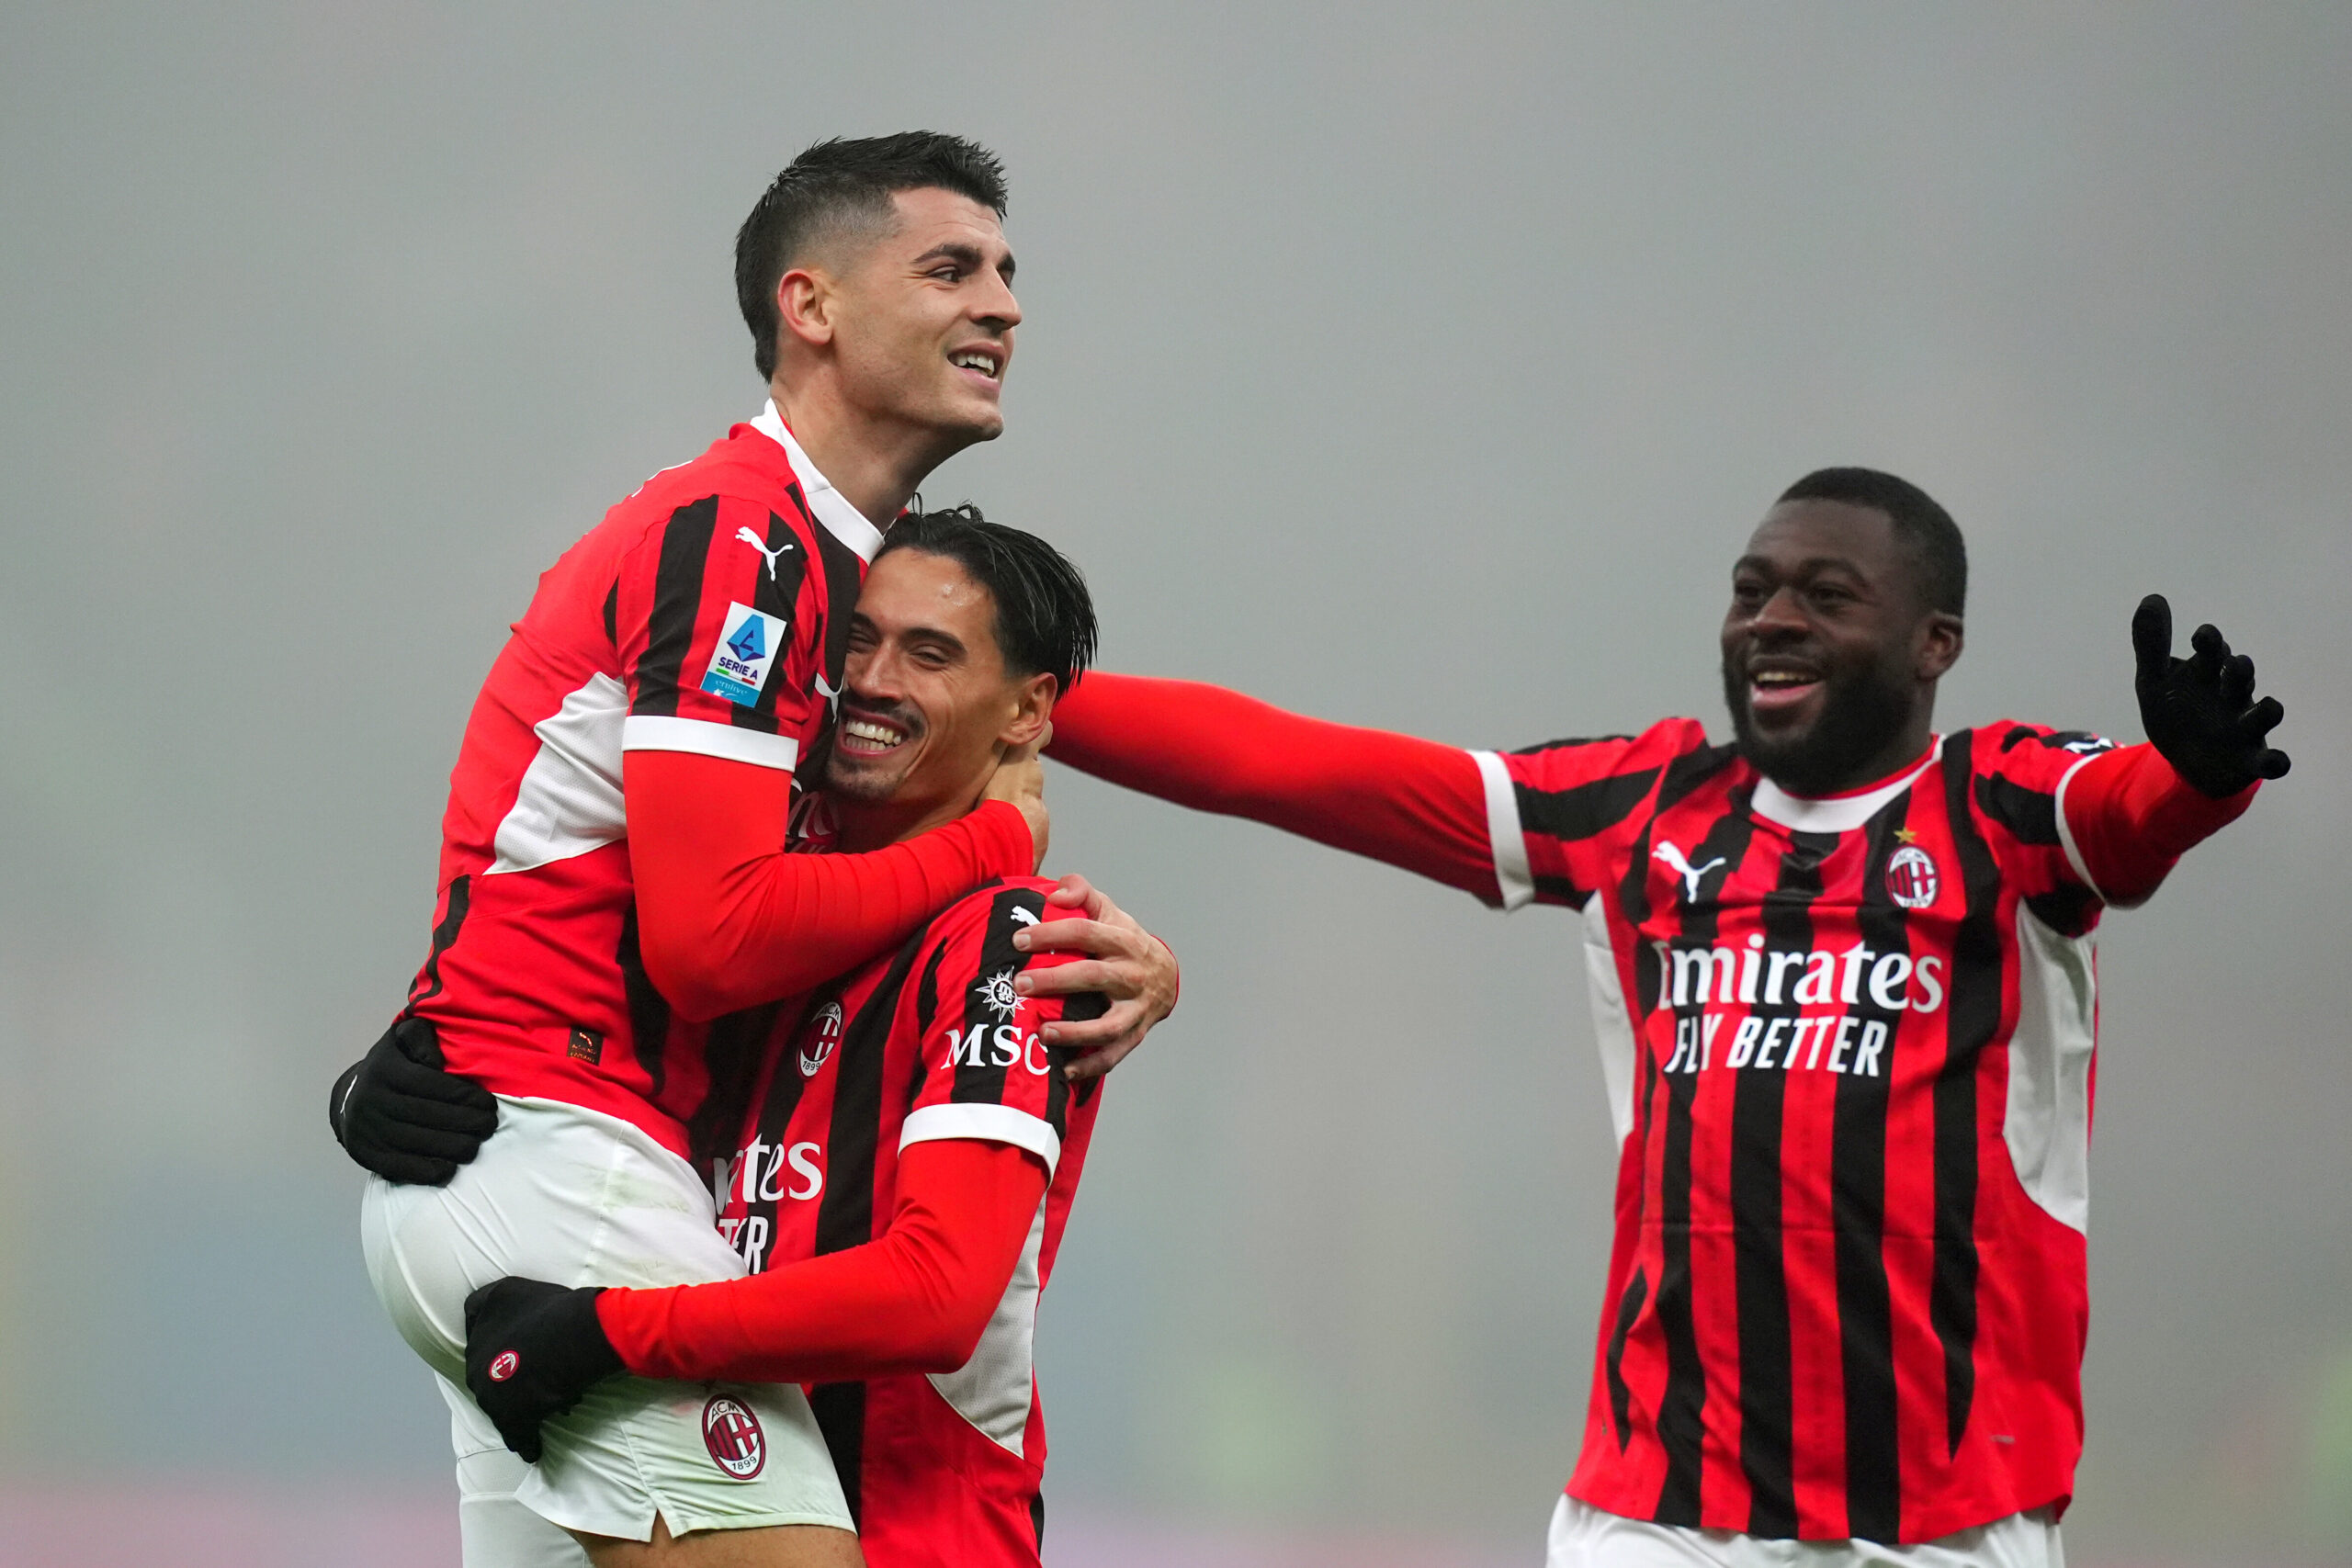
1036,468,2289,1565
336,137,1176,1568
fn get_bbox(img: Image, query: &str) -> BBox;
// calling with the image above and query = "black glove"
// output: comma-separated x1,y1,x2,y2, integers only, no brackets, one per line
464,1277,626,1462
329,1016,499,1185
2132,593,2290,799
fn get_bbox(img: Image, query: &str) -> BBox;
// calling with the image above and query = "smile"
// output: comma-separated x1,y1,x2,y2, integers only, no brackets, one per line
1747,665,1824,715
948,348,1002,380
838,716,910,754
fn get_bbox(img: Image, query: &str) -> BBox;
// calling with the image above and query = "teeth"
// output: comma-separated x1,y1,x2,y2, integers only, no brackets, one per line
843,719,905,746
951,352,999,377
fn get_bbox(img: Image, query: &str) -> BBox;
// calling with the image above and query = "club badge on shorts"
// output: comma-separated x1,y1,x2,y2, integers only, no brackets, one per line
703,1394,767,1479
703,603,789,706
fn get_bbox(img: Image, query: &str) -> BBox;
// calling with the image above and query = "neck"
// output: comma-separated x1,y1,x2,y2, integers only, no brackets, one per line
770,373,968,528
829,784,984,854
1772,704,1939,798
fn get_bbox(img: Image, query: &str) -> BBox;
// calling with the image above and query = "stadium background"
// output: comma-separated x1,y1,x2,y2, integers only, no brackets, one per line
3,5,2348,1564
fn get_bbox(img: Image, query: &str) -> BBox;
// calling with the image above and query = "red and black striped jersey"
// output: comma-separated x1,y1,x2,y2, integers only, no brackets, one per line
711,877,1108,1568
402,403,878,1158
1473,719,2123,1542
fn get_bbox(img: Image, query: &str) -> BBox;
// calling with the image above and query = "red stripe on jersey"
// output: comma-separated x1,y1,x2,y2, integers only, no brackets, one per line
706,878,1108,1568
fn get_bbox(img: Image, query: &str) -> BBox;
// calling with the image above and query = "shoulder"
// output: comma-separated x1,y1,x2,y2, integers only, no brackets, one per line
1503,716,1731,795
918,877,1063,960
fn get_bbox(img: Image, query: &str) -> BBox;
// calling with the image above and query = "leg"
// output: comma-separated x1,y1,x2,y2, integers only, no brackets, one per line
575,1514,863,1568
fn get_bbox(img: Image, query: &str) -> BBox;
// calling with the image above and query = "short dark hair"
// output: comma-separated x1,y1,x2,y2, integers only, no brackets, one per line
1777,467,1968,616
735,132,1009,381
878,504,1096,695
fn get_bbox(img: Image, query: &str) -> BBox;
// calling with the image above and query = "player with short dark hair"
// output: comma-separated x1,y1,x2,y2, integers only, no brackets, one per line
342,137,1175,1568
1035,471,2288,1565
417,510,1118,1568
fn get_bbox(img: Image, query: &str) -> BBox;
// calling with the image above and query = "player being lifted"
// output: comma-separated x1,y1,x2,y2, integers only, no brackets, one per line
334,136,1175,1567
1040,468,2288,1566
451,509,1125,1568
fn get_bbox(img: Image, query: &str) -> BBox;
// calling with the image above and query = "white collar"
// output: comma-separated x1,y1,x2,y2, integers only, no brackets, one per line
1749,738,1943,834
749,400,886,563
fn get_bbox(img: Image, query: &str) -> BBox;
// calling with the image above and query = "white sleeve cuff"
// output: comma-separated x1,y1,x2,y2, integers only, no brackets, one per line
621,715,799,772
899,1102,1062,1178
2052,751,2121,908
1470,750,1535,911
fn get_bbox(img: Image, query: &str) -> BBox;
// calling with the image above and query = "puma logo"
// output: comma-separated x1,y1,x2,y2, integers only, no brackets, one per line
1654,840,1727,904
1009,906,1040,928
735,525,793,580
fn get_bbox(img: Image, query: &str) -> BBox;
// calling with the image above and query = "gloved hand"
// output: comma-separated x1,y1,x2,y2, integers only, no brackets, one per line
328,1016,499,1185
464,1277,626,1462
2132,594,2290,799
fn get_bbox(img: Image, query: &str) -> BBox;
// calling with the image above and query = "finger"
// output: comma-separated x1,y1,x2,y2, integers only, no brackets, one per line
390,1016,447,1068
1013,918,1140,960
2236,695,2284,740
378,1056,500,1112
2257,748,2291,781
1063,1032,1142,1082
2188,623,2230,681
1044,872,1103,915
2219,652,2255,711
2132,595,2173,682
1021,959,1132,999
372,1153,462,1186
372,1119,495,1164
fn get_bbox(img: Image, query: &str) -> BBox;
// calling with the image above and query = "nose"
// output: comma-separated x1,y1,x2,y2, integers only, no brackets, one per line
973,269,1021,333
1747,586,1808,638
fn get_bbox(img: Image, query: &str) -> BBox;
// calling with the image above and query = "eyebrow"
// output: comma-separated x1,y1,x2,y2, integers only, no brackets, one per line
910,241,1014,280
1735,553,1867,577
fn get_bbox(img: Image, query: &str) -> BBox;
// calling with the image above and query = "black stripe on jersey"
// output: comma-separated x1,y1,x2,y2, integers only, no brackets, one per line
908,937,956,1108
688,998,787,1172
809,1382,865,1527
634,495,721,716
951,886,1051,1107
1731,831,1833,1538
729,510,809,733
601,582,617,647
808,500,866,694
405,874,471,1008
815,934,928,1259
616,906,673,1103
2025,882,2100,939
1606,1268,1650,1450
1031,1488,1046,1553
1834,800,1914,1541
1515,768,1663,845
1650,804,1756,1528
1510,732,1635,756
732,992,831,1248
1050,991,1110,1114
2000,724,2107,756
1972,772,2062,846
1936,735,2001,1457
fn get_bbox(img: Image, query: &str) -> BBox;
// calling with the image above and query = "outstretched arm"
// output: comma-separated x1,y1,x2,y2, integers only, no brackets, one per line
1046,672,1499,899
2060,594,2288,907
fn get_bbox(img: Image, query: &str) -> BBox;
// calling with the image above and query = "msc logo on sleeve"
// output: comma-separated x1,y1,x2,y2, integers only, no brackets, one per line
702,602,789,706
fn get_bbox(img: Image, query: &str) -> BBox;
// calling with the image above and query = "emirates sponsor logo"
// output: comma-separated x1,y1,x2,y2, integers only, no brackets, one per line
1648,940,1949,1078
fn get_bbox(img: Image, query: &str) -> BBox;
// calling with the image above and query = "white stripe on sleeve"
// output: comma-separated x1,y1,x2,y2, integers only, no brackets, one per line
900,1102,1063,1179
620,715,800,772
1470,749,1535,911
2051,752,2117,906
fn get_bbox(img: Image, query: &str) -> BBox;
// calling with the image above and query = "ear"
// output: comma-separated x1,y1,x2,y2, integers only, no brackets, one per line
1916,611,1964,682
776,265,836,353
996,672,1057,752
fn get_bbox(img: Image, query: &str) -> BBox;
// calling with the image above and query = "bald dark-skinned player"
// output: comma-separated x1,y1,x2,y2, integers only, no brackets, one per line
1042,468,2288,1566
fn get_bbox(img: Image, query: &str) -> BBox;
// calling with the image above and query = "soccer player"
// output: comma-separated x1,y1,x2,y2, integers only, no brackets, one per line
339,136,1176,1567
1035,468,2289,1565
454,509,1116,1568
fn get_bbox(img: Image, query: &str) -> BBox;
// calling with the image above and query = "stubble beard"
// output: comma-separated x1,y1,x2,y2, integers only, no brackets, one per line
1723,656,1916,797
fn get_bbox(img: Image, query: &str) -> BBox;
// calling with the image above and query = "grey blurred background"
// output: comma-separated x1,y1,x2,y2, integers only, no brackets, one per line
3,4,2348,1564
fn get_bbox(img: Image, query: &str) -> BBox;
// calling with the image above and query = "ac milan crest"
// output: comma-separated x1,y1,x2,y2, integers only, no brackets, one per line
487,1350,519,1382
1885,844,1940,909
702,1395,767,1479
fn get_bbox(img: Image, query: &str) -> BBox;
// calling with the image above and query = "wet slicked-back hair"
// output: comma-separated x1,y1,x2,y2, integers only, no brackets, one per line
878,504,1096,695
1778,467,1968,616
735,132,1009,380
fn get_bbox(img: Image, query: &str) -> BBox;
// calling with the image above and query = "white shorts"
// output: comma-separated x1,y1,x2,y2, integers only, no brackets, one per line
1545,1495,2064,1568
361,1094,853,1558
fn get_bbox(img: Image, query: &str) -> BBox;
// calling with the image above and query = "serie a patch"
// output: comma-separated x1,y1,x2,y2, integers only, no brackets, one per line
702,602,789,706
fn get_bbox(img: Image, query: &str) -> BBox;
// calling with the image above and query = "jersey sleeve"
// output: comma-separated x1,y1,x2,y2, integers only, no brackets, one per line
611,491,828,773
1477,718,1713,911
1967,725,2123,935
899,882,1106,1178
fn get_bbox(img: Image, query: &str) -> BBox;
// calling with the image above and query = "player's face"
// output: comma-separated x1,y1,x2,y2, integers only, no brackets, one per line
827,187,1019,446
825,548,1049,827
1720,500,1960,795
